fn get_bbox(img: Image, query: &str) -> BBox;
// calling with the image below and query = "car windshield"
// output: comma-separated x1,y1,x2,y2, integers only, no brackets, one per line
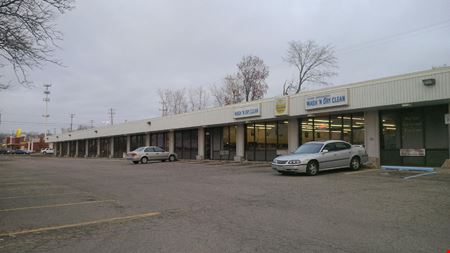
294,143,323,154
134,147,145,152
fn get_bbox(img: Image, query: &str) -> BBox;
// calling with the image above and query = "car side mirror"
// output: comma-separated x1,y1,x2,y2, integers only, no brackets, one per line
321,149,329,153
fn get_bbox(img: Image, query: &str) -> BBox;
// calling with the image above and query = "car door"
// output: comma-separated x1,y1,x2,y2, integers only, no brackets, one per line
334,142,352,167
144,147,154,159
153,146,168,160
320,143,338,170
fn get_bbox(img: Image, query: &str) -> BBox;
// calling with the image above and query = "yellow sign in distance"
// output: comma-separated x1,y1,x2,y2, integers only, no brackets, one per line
275,97,288,116
15,128,22,137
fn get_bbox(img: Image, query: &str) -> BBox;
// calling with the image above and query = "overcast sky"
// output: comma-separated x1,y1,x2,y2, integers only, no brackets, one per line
1,0,450,134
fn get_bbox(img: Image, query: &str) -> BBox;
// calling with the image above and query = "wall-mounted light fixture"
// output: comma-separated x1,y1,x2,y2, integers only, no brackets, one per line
68,134,71,137
422,78,436,86
94,130,98,133
56,136,59,139
401,103,412,107
147,121,151,126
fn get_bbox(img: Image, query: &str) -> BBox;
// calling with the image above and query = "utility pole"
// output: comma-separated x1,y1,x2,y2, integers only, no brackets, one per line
108,108,115,125
69,113,75,132
42,84,51,138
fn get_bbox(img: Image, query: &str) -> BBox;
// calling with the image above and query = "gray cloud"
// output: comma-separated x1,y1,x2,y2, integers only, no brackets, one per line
1,0,449,133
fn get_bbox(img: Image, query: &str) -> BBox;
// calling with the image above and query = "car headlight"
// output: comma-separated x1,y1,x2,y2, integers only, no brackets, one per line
288,160,301,164
272,158,277,163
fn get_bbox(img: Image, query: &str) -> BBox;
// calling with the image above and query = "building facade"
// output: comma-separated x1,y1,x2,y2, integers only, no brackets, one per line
47,67,450,167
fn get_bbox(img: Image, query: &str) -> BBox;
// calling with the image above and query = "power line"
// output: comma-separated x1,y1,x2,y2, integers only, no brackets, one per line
336,18,450,54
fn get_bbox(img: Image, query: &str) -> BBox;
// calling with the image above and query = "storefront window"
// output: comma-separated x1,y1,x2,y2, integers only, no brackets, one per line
246,120,289,161
174,129,198,159
78,140,86,157
300,118,314,144
299,113,365,145
246,124,255,161
277,121,288,150
266,122,277,161
99,138,110,157
380,105,448,167
330,115,343,140
88,139,97,157
254,124,266,161
130,134,145,151
113,136,127,158
352,114,365,145
314,117,330,141
150,132,169,151
342,115,351,142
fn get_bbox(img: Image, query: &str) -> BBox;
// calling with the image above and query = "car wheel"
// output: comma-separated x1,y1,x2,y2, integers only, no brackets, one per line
350,156,361,171
132,161,139,164
168,155,176,162
306,161,319,176
140,157,148,164
43,152,47,155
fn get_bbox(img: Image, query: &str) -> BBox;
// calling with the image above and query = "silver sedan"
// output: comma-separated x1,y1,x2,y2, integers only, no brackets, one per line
126,146,177,164
272,140,368,176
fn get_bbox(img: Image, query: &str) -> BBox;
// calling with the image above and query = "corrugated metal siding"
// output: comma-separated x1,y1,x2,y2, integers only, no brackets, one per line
49,68,450,142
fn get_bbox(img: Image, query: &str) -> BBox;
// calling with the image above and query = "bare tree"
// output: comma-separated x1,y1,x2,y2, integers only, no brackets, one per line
210,74,243,106
158,88,189,116
283,40,337,94
237,55,269,102
188,86,209,111
0,0,74,88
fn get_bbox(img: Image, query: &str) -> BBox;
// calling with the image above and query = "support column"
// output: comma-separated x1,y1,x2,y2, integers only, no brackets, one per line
85,140,88,158
168,130,175,153
75,141,79,157
234,124,245,161
96,138,100,157
364,110,380,167
66,142,70,157
126,135,131,153
54,142,57,156
145,134,150,146
288,118,299,154
197,127,205,160
110,137,114,158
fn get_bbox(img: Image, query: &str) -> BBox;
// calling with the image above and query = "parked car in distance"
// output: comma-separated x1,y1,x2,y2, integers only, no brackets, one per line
126,146,177,164
14,149,31,155
272,140,368,176
41,148,55,155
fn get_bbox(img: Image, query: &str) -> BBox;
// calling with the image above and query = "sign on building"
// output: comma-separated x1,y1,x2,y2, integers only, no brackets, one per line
274,96,289,116
445,114,450,124
305,89,349,110
234,104,261,119
400,149,426,157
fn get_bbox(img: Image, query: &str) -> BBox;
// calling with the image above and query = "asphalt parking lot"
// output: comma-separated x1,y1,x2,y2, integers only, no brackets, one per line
0,156,449,253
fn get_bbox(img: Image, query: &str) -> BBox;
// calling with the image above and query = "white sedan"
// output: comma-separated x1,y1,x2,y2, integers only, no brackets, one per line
272,140,368,176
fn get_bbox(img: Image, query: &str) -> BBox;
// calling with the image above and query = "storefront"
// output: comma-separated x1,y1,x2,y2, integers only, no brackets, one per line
87,139,97,157
150,132,169,151
130,134,145,151
205,126,237,160
113,136,127,158
245,120,288,161
174,129,198,159
99,137,110,158
77,140,86,157
299,113,365,145
380,105,448,167
48,67,450,167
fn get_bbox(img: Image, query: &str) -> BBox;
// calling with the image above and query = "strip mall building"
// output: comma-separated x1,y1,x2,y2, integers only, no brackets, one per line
48,67,450,167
